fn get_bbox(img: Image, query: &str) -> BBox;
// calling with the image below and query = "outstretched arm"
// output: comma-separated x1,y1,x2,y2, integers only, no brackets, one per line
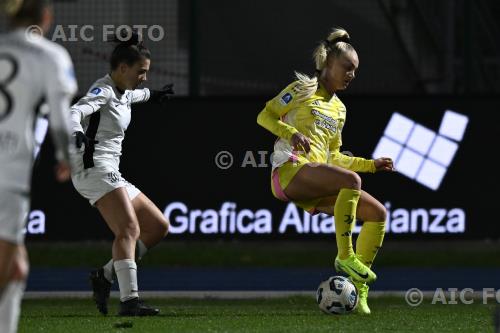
133,84,175,104
329,148,376,173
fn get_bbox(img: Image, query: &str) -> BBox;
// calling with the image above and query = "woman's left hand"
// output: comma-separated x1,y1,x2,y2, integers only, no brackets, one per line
150,84,174,104
374,157,395,172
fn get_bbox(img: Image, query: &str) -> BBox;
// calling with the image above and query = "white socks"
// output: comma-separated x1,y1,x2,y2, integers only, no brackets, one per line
113,259,139,302
103,259,114,282
0,281,25,333
135,240,148,261
103,240,148,283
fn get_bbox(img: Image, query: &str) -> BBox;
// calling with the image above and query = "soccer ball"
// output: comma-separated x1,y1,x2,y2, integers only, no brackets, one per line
316,276,358,315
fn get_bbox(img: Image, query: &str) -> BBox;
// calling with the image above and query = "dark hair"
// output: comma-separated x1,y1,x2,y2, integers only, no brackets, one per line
110,31,151,70
4,0,51,25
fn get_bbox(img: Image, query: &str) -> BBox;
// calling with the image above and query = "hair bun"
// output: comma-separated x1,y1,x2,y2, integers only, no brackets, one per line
324,28,351,47
332,35,350,44
111,30,143,47
324,35,350,47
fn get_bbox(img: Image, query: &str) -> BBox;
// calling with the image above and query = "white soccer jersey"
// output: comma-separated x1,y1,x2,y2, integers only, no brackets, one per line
0,29,77,191
69,74,150,171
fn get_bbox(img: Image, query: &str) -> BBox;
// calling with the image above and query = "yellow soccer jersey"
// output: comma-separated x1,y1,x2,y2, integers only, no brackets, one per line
257,81,375,173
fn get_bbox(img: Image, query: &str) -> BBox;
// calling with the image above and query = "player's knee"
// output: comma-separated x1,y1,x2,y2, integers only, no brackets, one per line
10,255,29,281
153,216,169,238
160,218,170,237
376,205,388,222
343,172,361,190
117,221,140,241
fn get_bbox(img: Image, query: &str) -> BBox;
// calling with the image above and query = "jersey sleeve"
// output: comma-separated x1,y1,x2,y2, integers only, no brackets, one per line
69,85,112,133
328,138,375,173
44,47,78,162
128,88,150,104
257,82,300,141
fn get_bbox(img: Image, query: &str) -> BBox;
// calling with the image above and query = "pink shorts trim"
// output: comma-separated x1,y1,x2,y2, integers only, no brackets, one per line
272,169,290,202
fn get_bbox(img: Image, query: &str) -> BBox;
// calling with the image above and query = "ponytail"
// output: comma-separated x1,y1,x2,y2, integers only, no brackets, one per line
313,27,353,72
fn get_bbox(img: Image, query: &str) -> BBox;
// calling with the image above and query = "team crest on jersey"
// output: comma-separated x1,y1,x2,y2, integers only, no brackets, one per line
279,92,293,105
90,87,102,95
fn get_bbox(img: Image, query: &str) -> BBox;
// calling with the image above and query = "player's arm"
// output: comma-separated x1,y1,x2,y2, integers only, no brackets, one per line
129,87,151,104
147,84,175,104
33,106,49,160
328,138,376,173
130,84,175,105
45,49,78,163
329,149,376,173
257,83,300,141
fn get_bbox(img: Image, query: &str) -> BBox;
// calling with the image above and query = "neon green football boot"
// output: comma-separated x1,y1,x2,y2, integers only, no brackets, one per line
351,279,371,315
334,254,377,283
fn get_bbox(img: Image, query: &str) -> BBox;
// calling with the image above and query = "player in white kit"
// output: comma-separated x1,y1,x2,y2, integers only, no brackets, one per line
0,1,77,332
69,33,173,316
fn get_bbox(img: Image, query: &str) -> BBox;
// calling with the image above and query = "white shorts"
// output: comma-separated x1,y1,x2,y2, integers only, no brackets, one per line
0,189,29,244
71,167,141,206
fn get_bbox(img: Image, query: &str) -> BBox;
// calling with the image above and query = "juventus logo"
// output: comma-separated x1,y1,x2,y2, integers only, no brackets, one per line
343,215,354,224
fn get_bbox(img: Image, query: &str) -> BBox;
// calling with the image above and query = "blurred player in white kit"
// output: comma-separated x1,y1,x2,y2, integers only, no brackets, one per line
0,1,77,332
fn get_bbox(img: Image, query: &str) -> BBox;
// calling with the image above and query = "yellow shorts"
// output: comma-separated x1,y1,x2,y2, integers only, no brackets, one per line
270,158,321,215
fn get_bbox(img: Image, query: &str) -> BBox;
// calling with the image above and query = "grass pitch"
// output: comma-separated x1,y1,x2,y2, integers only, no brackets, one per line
19,296,495,332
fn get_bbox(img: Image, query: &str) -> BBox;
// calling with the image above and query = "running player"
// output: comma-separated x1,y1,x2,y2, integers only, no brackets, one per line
257,28,394,314
69,33,173,316
0,0,77,332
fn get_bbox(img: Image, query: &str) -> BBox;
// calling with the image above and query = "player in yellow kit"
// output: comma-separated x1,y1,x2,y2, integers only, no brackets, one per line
257,28,394,314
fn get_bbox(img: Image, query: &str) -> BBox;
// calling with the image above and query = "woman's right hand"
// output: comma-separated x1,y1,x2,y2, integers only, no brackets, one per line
54,161,71,182
374,157,395,172
290,132,311,153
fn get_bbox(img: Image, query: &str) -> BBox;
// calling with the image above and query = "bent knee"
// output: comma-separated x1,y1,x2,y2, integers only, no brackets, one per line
341,172,362,190
159,218,169,237
10,256,29,281
373,205,387,222
116,222,140,241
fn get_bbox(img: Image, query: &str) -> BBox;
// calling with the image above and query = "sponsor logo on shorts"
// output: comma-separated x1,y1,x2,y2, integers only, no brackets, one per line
107,172,120,183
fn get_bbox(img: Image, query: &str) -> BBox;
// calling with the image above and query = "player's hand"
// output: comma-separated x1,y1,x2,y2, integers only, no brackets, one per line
374,157,395,172
55,161,71,182
150,83,174,104
290,132,311,154
74,131,98,149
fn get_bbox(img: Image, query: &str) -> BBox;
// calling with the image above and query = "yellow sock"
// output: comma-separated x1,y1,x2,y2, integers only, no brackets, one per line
334,188,361,260
356,221,386,268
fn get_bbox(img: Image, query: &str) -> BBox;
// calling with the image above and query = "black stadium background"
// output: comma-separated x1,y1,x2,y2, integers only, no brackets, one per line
29,95,500,241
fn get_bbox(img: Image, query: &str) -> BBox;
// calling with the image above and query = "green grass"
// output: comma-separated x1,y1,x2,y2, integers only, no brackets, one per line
19,296,496,332
26,240,500,268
